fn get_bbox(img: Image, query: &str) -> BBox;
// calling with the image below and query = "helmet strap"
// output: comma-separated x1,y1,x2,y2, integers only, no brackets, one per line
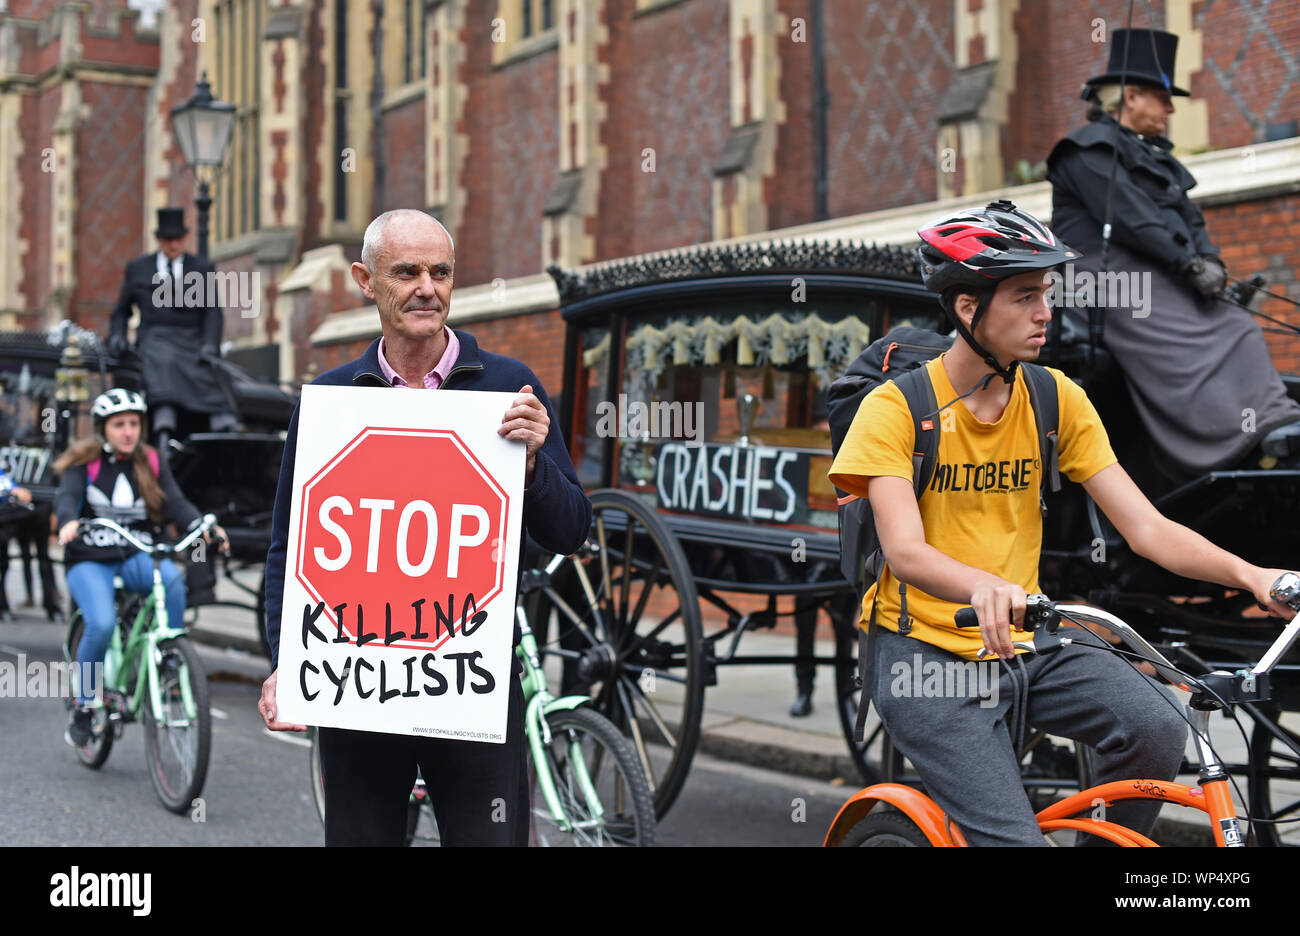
947,289,1020,385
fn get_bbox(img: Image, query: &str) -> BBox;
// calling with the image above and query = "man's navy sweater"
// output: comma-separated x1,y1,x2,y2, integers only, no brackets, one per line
264,330,592,670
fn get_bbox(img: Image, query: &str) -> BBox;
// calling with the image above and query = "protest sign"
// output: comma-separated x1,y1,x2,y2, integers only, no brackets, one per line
275,385,524,742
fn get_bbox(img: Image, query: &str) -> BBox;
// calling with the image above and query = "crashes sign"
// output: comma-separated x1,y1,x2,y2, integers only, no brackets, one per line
276,386,524,741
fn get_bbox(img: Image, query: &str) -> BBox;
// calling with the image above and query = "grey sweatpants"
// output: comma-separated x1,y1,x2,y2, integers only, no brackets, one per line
871,626,1188,846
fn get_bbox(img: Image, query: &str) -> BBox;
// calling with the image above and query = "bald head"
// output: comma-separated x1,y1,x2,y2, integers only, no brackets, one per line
361,209,455,273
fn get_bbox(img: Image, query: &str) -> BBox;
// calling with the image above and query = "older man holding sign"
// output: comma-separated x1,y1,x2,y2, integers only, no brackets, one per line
259,209,591,846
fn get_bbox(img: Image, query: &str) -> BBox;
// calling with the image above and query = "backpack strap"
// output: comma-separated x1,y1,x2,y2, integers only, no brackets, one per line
146,446,160,477
1021,363,1061,515
895,367,942,498
852,365,940,742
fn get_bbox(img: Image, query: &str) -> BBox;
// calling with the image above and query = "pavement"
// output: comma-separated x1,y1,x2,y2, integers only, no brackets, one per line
18,554,1296,844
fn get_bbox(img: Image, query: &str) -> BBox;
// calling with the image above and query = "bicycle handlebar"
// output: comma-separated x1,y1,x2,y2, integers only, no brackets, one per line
79,514,221,557
952,575,1300,693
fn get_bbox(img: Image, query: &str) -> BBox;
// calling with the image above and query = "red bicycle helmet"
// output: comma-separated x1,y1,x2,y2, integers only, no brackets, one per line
915,200,1079,384
917,199,1078,295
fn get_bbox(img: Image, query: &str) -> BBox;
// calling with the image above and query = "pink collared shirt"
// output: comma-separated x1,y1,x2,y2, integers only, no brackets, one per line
377,327,460,389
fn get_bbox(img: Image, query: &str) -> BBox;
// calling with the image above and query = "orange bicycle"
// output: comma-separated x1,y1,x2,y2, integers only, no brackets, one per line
824,576,1300,847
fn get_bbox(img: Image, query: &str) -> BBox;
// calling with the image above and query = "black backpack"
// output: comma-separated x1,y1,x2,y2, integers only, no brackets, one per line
826,325,1061,740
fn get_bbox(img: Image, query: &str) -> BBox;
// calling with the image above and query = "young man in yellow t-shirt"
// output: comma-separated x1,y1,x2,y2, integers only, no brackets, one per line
828,201,1296,846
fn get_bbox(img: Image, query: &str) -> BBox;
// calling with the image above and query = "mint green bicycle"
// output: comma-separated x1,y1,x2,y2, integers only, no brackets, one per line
63,514,219,814
309,553,658,846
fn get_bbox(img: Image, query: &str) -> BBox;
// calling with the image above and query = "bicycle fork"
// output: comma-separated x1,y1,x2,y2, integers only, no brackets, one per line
1186,704,1245,847
518,605,606,834
145,561,196,725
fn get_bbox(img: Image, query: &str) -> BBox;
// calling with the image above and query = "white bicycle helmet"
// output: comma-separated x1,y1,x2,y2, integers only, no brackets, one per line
91,388,148,452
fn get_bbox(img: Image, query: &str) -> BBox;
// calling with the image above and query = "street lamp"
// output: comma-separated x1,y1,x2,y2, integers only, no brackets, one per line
169,71,236,259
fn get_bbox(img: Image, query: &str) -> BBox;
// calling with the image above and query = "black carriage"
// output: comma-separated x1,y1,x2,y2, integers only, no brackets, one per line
539,240,1300,839
0,324,295,650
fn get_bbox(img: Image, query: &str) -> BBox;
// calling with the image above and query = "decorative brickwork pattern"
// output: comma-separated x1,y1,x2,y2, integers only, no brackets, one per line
596,0,730,260
822,0,955,214
455,2,559,286
1193,0,1300,148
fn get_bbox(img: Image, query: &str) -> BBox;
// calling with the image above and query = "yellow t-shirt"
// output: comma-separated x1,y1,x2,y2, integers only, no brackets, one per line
827,355,1117,660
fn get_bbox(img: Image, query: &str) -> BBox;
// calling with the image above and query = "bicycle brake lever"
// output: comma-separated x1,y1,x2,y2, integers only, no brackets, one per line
976,631,1068,660
977,641,1037,660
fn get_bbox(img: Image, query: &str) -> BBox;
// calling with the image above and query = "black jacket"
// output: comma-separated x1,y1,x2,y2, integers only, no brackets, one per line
109,252,223,350
1046,115,1218,274
54,451,203,568
263,330,592,670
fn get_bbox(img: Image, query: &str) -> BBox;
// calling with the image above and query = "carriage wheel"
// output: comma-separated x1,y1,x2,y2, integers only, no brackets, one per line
1247,705,1300,847
534,488,704,820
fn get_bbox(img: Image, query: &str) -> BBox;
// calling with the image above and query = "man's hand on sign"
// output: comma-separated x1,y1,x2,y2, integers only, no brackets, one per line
259,669,307,732
498,383,549,487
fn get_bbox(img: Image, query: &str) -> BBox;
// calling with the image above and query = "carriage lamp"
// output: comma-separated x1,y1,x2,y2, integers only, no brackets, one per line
170,72,236,260
55,332,90,404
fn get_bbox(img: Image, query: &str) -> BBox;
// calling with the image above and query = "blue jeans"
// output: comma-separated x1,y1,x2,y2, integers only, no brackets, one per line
67,554,186,705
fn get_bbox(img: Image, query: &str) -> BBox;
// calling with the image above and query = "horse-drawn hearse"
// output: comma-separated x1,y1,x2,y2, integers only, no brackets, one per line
0,323,295,654
530,237,1300,843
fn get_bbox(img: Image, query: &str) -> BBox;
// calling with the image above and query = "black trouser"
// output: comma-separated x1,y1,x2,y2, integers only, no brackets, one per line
319,679,528,846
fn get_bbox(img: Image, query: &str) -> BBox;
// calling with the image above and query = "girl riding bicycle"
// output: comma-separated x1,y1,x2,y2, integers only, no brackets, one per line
53,389,223,748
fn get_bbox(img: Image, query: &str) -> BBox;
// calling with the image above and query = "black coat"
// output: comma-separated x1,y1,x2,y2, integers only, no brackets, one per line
1046,114,1218,273
109,253,228,411
1046,115,1300,474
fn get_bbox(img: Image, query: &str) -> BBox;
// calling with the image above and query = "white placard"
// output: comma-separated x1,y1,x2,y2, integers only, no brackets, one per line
276,385,524,742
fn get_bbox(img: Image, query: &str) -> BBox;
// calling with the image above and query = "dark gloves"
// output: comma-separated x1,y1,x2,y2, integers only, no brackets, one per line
198,344,219,365
1182,255,1226,299
106,333,129,357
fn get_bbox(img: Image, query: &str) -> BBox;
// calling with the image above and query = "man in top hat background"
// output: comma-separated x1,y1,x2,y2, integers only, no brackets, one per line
1047,28,1300,476
107,207,239,449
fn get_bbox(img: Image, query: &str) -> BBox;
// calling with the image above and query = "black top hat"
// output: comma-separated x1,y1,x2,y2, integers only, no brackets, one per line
154,207,190,239
1085,28,1189,97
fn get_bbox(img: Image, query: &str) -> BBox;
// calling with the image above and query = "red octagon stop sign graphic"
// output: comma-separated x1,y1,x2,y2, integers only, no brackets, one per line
295,428,509,651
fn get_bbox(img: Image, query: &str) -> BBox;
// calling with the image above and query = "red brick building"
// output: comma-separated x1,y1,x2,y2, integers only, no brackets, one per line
2,0,1298,384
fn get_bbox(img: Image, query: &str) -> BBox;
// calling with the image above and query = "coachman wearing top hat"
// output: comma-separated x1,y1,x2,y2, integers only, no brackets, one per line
107,207,239,449
1047,28,1300,475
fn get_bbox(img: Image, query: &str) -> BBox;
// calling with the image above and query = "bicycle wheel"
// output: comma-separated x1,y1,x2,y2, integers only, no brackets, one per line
537,488,704,820
142,635,211,814
1248,705,1300,847
403,780,443,846
838,808,932,847
65,615,114,770
528,705,657,846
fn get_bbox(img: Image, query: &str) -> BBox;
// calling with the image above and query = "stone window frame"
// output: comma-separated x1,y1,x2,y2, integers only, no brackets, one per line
492,0,559,68
211,0,262,244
